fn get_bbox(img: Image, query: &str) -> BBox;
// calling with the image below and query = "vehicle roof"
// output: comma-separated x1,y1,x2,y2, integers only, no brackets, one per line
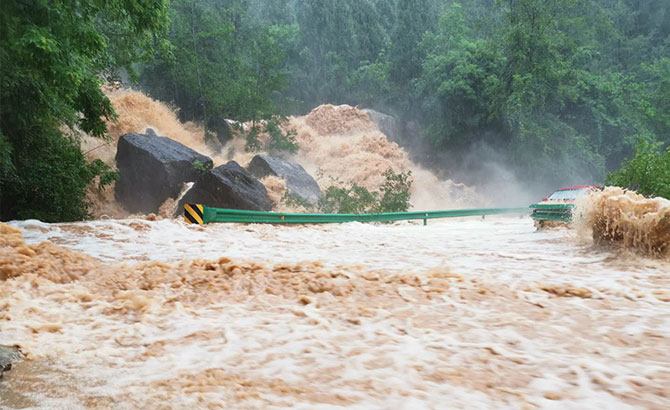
557,185,602,191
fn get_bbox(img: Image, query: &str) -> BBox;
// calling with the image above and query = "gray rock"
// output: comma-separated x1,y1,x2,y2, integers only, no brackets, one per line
177,161,272,214
248,155,322,207
364,109,399,140
115,132,213,214
206,116,233,145
0,345,22,378
203,117,233,153
144,127,158,137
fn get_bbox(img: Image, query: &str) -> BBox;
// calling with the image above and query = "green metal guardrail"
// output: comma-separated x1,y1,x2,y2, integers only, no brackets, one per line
184,203,530,225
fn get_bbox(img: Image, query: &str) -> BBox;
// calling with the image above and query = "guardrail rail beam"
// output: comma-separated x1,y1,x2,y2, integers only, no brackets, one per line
183,204,530,225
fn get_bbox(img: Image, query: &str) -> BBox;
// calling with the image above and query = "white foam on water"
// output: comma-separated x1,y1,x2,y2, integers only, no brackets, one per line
2,217,669,409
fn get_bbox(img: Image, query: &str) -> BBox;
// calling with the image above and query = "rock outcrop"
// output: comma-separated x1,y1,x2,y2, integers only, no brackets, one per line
206,116,233,145
248,155,322,206
177,161,272,214
202,117,233,153
115,132,213,214
364,109,399,140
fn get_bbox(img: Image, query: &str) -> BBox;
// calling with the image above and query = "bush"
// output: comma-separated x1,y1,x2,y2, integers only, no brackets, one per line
192,159,213,173
245,116,298,154
265,116,298,155
318,169,413,213
377,169,412,212
319,184,379,214
0,132,116,222
281,192,314,210
605,141,670,199
244,124,263,153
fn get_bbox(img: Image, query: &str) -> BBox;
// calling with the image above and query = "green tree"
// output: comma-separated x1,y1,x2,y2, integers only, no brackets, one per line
494,0,668,184
0,0,168,221
140,0,292,135
276,0,391,111
387,0,436,116
417,3,505,151
606,141,670,199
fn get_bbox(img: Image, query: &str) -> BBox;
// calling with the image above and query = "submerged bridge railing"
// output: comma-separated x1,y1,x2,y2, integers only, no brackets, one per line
184,204,530,225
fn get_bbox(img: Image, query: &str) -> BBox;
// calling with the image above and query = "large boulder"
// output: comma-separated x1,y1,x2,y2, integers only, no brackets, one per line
0,345,22,378
115,132,213,214
364,109,399,140
177,161,272,214
248,155,322,207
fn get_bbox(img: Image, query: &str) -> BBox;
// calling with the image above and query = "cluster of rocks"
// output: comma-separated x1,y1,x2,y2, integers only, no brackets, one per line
114,129,322,216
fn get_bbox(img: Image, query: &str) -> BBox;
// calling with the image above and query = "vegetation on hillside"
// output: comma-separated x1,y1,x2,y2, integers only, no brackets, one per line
139,0,293,135
0,0,170,221
244,117,299,155
143,0,668,191
606,142,670,199
1,0,668,220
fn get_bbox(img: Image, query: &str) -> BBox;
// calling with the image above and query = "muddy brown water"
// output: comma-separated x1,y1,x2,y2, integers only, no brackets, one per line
1,213,669,409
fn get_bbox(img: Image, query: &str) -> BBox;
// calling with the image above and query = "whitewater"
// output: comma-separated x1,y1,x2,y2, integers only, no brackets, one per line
2,90,669,409
1,214,669,409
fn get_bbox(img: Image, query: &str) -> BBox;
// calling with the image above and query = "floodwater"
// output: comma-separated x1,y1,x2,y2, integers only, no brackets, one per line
12,88,666,409
1,216,669,409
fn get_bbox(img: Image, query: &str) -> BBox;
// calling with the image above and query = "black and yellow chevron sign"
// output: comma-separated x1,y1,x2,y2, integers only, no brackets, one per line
184,204,205,224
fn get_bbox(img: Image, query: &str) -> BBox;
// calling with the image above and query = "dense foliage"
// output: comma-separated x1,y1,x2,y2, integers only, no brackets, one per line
0,0,168,221
319,170,413,214
244,117,299,155
606,142,670,199
139,0,293,139
2,0,668,220
243,0,669,188
142,0,668,190
2,133,117,221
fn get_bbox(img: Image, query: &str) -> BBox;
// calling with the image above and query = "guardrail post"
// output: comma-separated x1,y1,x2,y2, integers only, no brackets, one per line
184,204,205,224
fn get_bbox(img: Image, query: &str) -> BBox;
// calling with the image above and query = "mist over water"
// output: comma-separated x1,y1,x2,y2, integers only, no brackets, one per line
397,137,600,209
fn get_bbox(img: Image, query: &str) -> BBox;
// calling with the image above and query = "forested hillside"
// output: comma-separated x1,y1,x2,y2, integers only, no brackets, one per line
1,0,668,220
141,0,668,185
1,0,170,221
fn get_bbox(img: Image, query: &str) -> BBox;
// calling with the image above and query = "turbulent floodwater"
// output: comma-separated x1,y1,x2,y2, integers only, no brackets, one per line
83,91,481,219
1,216,669,409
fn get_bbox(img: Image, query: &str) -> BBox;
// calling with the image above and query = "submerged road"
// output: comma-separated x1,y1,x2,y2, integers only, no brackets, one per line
1,217,669,409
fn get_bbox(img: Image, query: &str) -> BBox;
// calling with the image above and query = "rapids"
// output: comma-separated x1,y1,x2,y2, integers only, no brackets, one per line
4,87,668,409
82,90,481,218
1,217,669,409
